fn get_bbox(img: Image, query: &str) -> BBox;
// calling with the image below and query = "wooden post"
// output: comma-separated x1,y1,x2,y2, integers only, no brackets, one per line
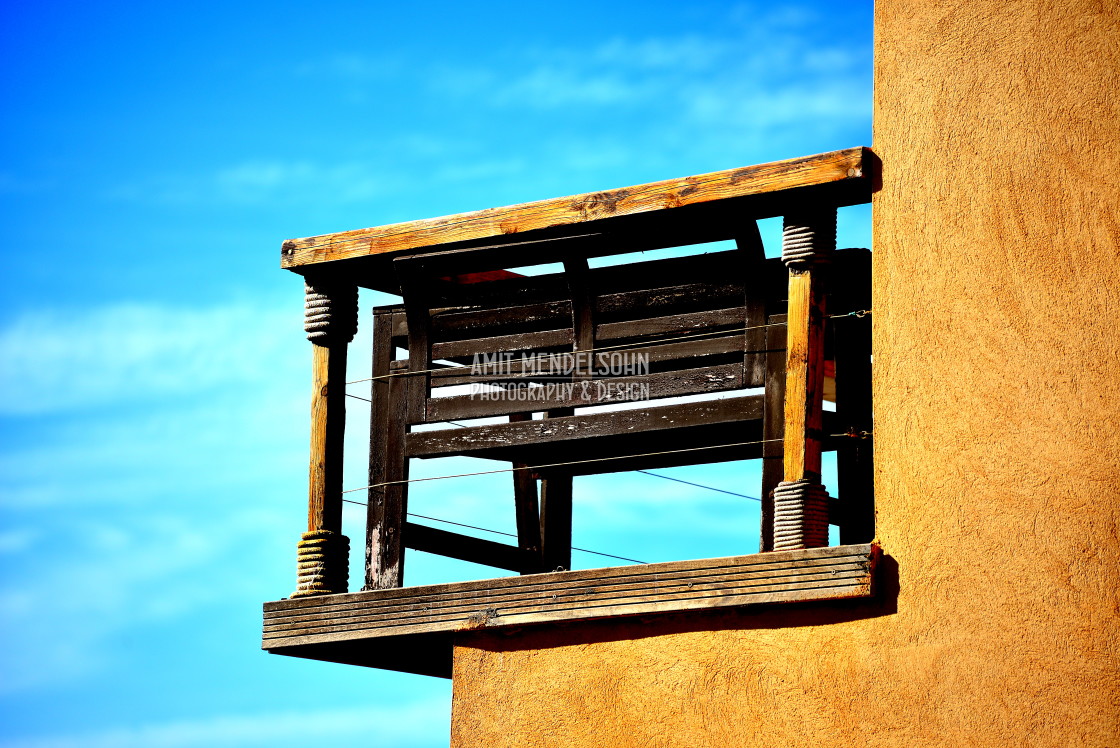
539,469,573,572
772,210,835,551
365,309,410,590
293,279,357,597
833,251,874,544
510,413,543,573
760,313,787,551
534,258,592,573
736,222,768,388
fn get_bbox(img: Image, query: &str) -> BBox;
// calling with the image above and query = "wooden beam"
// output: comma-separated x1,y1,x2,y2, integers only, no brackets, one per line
281,148,870,269
403,522,530,573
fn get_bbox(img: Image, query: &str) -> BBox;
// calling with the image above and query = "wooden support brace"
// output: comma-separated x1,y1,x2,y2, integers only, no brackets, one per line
403,523,531,573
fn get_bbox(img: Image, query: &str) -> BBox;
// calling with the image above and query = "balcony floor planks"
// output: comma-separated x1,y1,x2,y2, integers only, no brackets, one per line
263,555,868,631
262,544,878,677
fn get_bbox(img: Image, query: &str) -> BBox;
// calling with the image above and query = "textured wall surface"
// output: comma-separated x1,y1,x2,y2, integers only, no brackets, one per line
449,2,1120,745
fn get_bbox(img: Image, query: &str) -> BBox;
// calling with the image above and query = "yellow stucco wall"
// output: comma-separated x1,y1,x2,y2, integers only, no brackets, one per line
449,2,1120,745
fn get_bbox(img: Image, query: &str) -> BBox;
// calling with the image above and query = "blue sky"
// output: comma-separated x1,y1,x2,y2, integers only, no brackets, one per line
0,2,871,746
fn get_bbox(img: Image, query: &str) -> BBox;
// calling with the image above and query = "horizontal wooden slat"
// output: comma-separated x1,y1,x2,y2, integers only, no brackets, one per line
262,544,879,677
409,394,762,456
424,362,746,422
378,250,878,351
425,331,754,388
281,148,870,269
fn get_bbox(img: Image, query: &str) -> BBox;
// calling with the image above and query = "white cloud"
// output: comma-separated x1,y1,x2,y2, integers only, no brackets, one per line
0,303,302,415
0,700,449,748
431,16,870,138
0,508,292,692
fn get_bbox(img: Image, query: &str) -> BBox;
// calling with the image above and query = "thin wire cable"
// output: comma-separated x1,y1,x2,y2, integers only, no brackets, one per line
339,499,646,564
343,437,781,494
635,471,762,502
421,421,761,501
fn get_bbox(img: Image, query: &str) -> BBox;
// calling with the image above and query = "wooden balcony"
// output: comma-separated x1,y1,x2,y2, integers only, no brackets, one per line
264,147,878,676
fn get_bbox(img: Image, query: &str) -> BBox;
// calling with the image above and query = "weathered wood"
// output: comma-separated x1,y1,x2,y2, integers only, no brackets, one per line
281,148,870,269
308,343,347,534
761,314,788,552
565,257,595,380
409,395,764,458
426,362,746,422
403,522,530,572
425,332,749,389
365,314,411,590
365,311,394,589
395,261,433,425
269,555,867,632
431,328,573,360
263,544,880,677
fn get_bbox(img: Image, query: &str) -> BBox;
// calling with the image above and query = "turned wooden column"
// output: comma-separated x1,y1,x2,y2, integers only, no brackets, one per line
773,209,835,550
292,279,357,598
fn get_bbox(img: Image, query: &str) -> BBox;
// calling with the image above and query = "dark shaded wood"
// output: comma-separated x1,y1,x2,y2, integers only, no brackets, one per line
509,413,543,571
834,280,874,544
564,257,594,380
539,470,573,572
403,522,530,572
431,328,573,360
761,314,788,552
736,221,769,387
409,396,764,458
395,261,433,426
263,544,880,677
281,148,870,270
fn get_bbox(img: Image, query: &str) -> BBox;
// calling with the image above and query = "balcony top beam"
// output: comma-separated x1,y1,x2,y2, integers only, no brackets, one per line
280,147,874,292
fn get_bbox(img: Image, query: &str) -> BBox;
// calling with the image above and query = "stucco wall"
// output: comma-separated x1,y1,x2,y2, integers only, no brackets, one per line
449,2,1120,745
